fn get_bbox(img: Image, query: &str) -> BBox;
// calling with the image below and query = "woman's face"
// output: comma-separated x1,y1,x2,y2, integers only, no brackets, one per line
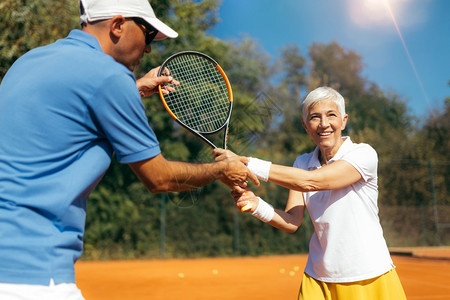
302,99,348,154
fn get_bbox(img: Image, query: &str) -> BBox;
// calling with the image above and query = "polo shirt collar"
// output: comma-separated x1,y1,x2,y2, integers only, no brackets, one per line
306,136,352,170
67,29,104,53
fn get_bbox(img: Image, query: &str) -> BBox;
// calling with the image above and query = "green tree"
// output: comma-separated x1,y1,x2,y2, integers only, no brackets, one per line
0,0,79,78
3,0,445,258
415,97,450,205
271,44,311,156
307,41,365,97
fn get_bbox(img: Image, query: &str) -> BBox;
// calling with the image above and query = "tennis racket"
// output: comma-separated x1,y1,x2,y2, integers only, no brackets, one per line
157,51,251,212
157,51,232,149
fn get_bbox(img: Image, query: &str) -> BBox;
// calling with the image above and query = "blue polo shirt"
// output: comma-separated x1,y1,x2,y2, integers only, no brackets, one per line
0,30,161,285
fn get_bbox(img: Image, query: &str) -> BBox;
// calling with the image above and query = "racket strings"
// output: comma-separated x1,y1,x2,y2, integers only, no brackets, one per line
162,54,230,133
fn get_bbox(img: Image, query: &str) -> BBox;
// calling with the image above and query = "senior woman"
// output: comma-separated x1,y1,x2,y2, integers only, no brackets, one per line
214,86,406,300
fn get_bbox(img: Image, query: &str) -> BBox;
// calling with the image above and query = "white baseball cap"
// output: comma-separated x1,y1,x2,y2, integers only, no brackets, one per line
79,0,178,41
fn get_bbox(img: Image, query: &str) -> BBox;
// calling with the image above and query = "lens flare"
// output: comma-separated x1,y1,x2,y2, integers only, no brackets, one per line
381,0,430,110
349,0,431,111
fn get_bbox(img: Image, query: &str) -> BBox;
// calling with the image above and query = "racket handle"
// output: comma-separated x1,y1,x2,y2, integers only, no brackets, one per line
241,203,252,212
240,191,252,212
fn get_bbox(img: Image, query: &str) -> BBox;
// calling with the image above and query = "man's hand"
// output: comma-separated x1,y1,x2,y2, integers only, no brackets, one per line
136,66,179,98
216,153,259,193
213,148,249,165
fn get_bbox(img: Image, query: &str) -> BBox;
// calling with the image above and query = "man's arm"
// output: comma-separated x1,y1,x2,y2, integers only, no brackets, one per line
129,153,259,193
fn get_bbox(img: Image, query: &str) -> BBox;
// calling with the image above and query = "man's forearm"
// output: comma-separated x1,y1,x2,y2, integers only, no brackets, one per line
159,160,224,192
130,154,250,194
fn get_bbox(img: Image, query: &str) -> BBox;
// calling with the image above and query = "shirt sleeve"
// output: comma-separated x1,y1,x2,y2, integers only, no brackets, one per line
293,154,309,169
90,72,161,164
341,143,378,182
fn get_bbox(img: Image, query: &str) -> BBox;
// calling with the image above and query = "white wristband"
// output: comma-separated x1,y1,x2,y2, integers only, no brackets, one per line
247,157,272,182
252,197,274,223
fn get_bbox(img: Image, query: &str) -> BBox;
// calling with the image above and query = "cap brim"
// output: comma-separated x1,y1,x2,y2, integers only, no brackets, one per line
142,17,178,41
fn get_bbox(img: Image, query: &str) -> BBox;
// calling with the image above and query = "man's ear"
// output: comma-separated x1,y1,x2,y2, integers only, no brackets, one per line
109,15,127,41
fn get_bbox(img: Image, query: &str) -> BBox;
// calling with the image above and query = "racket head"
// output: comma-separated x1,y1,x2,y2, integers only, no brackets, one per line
157,51,233,140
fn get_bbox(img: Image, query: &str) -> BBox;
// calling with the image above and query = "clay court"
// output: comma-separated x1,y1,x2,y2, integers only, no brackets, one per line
76,247,450,299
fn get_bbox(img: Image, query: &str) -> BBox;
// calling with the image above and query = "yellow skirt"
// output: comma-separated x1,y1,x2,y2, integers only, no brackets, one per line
298,268,407,300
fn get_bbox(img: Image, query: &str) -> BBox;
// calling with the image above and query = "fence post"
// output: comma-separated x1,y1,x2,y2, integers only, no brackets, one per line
160,193,167,258
428,160,440,246
233,208,239,254
420,203,426,246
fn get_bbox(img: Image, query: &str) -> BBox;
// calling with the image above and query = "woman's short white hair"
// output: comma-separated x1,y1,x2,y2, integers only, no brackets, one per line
302,87,346,121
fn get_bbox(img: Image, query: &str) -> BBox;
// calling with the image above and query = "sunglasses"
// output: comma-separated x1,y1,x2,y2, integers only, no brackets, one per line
132,17,158,45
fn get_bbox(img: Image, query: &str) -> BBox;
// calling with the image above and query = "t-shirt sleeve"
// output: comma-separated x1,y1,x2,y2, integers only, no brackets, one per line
341,144,378,182
293,152,312,170
90,72,161,163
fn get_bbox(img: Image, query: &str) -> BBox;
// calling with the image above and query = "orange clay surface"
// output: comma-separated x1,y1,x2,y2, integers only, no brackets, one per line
76,248,450,300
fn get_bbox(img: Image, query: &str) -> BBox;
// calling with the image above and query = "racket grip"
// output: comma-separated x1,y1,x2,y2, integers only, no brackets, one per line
240,191,252,212
241,203,252,212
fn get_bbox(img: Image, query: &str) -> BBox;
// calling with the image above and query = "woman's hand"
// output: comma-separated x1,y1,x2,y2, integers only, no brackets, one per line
231,190,259,213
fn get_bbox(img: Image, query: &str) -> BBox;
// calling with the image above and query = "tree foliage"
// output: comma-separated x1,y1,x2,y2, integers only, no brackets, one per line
0,0,79,78
1,0,448,259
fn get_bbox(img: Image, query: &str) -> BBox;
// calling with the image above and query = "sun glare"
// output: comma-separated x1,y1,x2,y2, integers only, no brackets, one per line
347,0,431,111
348,0,419,27
348,0,427,29
365,0,387,9
348,0,392,27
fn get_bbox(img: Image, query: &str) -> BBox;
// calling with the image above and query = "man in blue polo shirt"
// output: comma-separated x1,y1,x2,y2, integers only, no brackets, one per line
0,0,258,298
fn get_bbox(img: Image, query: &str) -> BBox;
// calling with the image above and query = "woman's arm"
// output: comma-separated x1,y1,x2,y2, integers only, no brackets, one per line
234,189,305,233
213,148,362,193
269,160,362,192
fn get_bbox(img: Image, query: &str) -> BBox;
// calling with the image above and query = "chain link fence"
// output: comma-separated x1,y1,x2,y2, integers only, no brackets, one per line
379,160,449,247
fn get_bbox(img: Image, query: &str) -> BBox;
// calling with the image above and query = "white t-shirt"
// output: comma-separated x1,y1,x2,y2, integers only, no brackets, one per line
293,137,394,283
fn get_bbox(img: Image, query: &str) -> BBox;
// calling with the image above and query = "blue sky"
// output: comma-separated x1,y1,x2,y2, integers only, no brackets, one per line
208,0,449,118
